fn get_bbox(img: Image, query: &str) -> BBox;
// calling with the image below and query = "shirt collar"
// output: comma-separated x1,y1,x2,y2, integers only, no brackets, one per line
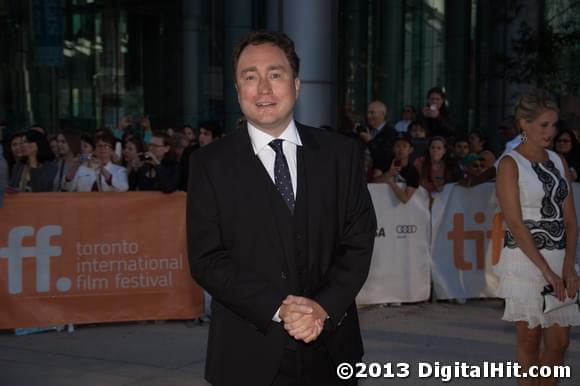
247,120,302,155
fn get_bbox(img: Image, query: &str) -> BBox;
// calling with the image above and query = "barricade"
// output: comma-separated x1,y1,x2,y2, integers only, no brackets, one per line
0,192,203,329
3,183,579,325
357,184,431,305
359,182,580,304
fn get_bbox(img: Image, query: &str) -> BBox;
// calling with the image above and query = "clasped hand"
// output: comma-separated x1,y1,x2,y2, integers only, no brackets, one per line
279,295,327,344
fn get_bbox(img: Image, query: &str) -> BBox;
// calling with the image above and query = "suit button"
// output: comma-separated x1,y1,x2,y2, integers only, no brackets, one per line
281,271,287,280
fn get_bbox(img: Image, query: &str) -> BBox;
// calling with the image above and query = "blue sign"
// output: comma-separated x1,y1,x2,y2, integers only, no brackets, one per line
32,0,64,67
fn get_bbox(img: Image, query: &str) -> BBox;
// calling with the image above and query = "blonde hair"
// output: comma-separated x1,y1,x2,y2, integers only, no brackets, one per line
514,88,559,123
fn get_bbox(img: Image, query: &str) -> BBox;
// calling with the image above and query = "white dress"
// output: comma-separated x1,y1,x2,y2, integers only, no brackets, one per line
495,149,580,328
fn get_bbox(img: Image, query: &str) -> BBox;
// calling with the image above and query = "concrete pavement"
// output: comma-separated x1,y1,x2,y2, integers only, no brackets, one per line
0,299,578,385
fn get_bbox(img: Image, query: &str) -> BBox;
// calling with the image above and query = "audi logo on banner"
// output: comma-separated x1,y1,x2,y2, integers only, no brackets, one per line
396,225,417,234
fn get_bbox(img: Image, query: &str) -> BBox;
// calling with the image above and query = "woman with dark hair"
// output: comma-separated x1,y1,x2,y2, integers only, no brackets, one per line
53,130,81,191
9,130,57,192
122,136,146,191
80,135,95,158
4,131,26,178
421,87,454,138
182,124,197,146
468,130,486,154
553,128,580,182
414,136,461,194
48,135,59,160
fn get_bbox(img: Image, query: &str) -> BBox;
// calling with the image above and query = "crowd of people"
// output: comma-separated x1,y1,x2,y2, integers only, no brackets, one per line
355,87,580,205
1,87,579,203
0,117,223,196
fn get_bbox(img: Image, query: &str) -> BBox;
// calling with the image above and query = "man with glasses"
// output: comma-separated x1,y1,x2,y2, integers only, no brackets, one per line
133,131,179,192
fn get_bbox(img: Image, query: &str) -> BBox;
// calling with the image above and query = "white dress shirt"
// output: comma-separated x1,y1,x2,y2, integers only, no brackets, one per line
247,120,302,323
247,120,302,198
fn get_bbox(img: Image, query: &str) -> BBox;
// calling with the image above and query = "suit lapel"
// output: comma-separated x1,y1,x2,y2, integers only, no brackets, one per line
295,124,325,274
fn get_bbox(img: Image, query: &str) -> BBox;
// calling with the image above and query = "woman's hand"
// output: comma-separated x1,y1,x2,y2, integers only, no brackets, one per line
422,106,440,119
562,264,579,299
542,267,566,301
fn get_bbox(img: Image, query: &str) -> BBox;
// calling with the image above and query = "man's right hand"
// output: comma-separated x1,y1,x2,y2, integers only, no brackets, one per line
359,129,371,143
279,295,327,343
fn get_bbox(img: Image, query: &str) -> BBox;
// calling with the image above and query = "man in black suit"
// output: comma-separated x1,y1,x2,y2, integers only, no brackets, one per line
358,100,398,172
187,30,376,386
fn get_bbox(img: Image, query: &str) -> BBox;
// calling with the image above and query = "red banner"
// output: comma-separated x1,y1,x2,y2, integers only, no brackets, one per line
0,192,202,328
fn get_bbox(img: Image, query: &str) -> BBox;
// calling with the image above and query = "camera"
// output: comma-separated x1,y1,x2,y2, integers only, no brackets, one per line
139,153,152,161
355,123,369,134
79,153,92,162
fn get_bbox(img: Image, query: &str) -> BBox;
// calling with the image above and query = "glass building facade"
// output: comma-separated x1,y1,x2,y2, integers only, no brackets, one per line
1,0,578,151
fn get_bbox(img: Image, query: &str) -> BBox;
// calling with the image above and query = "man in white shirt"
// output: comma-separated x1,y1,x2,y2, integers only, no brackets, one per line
498,115,522,153
187,31,376,386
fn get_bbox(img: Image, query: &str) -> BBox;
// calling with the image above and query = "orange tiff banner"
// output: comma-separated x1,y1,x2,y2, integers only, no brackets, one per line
0,192,203,329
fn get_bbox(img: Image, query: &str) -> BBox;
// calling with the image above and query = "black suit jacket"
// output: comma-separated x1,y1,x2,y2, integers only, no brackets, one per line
186,123,377,386
367,124,398,171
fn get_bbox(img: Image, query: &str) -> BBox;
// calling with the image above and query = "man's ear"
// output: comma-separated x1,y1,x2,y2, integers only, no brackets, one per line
294,77,301,98
234,83,240,102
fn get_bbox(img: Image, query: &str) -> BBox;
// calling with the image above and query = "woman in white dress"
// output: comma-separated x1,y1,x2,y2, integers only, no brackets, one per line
496,89,580,386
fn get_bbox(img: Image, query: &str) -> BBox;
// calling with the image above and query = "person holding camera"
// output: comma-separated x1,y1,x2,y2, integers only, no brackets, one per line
421,87,454,138
374,132,419,204
133,131,179,193
122,137,146,191
69,130,128,192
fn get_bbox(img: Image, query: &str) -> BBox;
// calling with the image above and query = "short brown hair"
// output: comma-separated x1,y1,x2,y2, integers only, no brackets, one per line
152,131,171,146
95,129,116,148
232,30,300,81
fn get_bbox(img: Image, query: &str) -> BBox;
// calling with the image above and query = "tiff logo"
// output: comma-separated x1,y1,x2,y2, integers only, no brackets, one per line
447,212,504,271
0,226,62,294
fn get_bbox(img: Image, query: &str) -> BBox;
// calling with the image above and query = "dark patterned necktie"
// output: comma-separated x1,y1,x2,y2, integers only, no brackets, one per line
269,139,295,213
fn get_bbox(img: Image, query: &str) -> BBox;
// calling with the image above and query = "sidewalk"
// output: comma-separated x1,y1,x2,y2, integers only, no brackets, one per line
0,300,578,386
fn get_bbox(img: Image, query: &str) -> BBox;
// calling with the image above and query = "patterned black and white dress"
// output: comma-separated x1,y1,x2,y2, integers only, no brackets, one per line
495,149,580,328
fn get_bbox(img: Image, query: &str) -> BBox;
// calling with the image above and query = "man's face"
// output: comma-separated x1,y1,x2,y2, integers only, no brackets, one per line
454,141,469,159
235,43,300,135
393,141,412,161
468,133,483,152
402,106,415,121
198,128,216,147
409,124,426,139
467,160,485,177
149,136,170,160
366,102,386,130
56,134,70,156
